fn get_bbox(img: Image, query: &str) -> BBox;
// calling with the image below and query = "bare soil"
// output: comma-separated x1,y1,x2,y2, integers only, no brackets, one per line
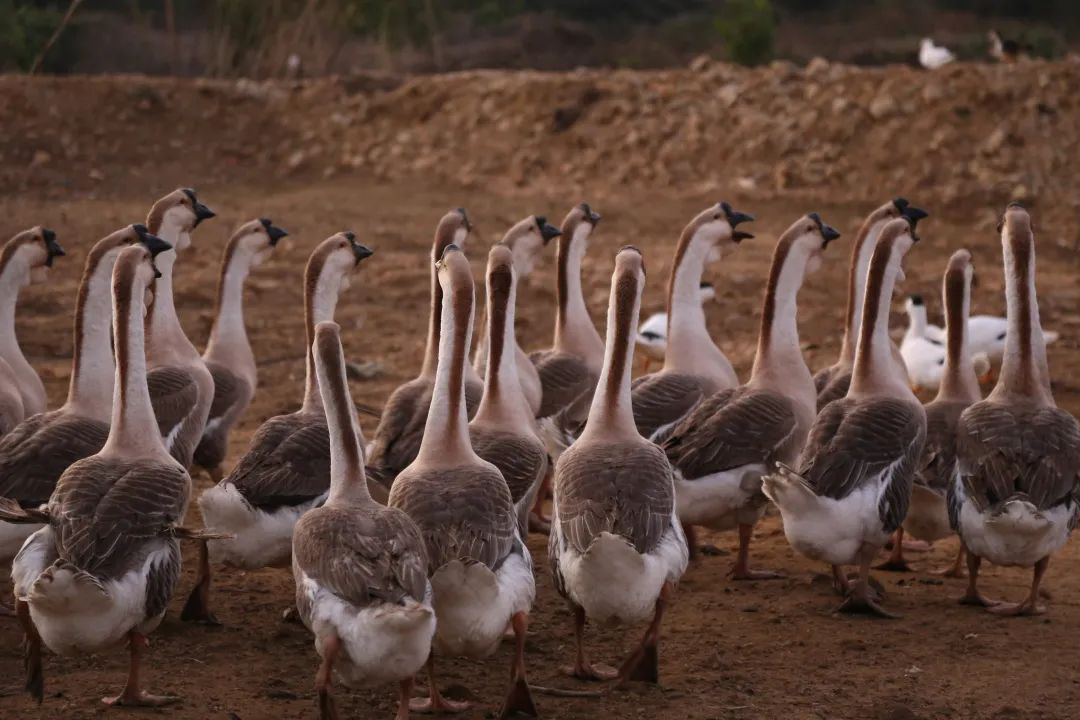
1,71,1079,720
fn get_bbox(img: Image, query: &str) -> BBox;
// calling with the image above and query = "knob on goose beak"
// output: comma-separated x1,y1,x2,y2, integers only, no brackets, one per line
42,228,64,267
808,212,841,246
535,216,561,244
133,223,171,256
581,203,602,225
344,233,373,265
901,205,929,227
259,218,289,246
720,201,754,227
456,207,472,233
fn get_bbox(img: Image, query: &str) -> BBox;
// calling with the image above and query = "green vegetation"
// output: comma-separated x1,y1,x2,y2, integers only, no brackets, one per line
716,0,775,66
0,0,63,72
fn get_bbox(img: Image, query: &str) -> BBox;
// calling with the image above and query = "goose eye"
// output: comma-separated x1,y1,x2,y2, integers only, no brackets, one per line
713,213,721,220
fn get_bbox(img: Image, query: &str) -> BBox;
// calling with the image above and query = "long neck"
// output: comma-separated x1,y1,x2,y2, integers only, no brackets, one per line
204,251,255,380
851,254,912,399
554,227,602,361
993,237,1052,405
474,274,532,428
0,256,30,367
839,221,882,364
417,282,475,463
322,354,369,506
907,304,928,337
936,275,981,403
750,243,812,390
105,280,164,456
65,264,116,421
664,236,731,384
302,272,341,412
583,274,638,441
420,261,442,378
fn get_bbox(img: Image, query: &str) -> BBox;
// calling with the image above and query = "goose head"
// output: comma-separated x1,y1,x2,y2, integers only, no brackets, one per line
499,215,560,278
877,217,918,287
228,218,288,270
683,201,754,265
560,202,602,249
794,212,841,275
315,231,374,296
433,207,472,259
2,226,65,284
146,187,215,252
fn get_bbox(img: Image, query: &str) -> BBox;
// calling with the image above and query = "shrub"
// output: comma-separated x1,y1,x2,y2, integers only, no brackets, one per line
715,0,775,67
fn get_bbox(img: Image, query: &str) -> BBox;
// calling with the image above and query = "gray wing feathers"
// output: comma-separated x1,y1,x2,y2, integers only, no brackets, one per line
631,372,705,439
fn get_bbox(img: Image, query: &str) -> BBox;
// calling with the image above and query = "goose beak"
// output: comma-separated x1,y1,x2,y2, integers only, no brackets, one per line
536,217,561,244
901,205,929,227
137,226,172,258
266,224,289,246
732,230,754,242
721,201,754,227
582,203,602,225
456,207,472,233
42,228,64,267
193,200,216,227
820,223,841,245
349,238,374,265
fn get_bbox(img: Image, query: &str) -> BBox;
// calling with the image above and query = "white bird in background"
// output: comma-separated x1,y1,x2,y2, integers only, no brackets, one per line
919,38,956,69
636,281,715,373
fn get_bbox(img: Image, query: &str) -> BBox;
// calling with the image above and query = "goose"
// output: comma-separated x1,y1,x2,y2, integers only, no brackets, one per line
950,204,1080,616
877,250,982,574
764,217,926,618
635,281,715,374
629,202,753,441
0,226,66,428
919,38,955,69
143,188,217,470
367,209,483,484
475,214,562,416
0,225,162,578
905,294,1059,371
388,244,536,717
815,198,927,410
1,238,208,707
193,218,288,480
185,233,373,624
292,321,435,720
470,245,548,536
662,213,839,569
900,294,991,392
549,245,688,683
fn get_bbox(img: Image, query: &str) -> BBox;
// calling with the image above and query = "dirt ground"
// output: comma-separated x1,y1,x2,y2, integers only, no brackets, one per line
2,81,1080,720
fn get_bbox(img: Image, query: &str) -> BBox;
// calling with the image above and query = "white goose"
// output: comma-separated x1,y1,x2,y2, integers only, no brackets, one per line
764,218,926,618
662,214,839,569
2,239,209,708
292,322,435,720
549,246,688,683
901,294,991,392
951,204,1080,616
389,244,536,717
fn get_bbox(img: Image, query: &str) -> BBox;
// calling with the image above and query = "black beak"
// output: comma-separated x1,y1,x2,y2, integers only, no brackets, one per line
909,293,925,306
260,218,288,246
135,224,172,257
581,203,601,225
347,234,374,265
193,201,216,227
42,228,64,267
732,230,754,242
721,201,754,227
152,263,163,279
807,212,841,246
536,216,561,244
901,205,929,228
457,207,472,233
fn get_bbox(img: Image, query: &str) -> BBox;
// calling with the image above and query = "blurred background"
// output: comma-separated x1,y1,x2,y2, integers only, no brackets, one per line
4,0,1080,76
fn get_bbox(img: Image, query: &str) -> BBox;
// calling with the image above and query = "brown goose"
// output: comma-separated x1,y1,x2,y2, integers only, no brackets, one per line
367,209,483,483
193,218,288,480
662,214,839,571
814,198,927,410
292,321,435,720
549,245,689,684
475,214,562,416
3,239,200,708
470,245,548,536
629,202,753,441
0,225,162,571
186,233,373,624
388,244,536,718
0,226,66,427
951,204,1080,616
878,249,982,574
764,218,926,618
143,188,217,469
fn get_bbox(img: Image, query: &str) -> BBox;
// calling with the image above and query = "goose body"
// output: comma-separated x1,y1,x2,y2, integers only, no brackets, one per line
631,202,754,442
766,218,926,617
0,226,66,426
0,226,157,565
815,199,927,410
144,189,217,470
194,218,287,477
389,244,536,716
368,209,482,484
6,239,190,707
663,214,838,572
550,246,687,683
293,322,434,718
950,205,1080,615
919,38,956,69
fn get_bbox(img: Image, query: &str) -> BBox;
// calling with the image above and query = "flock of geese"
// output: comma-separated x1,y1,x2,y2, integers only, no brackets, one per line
0,191,1077,719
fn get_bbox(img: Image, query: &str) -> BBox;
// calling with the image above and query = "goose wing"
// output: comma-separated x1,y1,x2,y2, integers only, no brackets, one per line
631,371,705,439
0,411,109,507
469,427,547,505
389,465,516,574
293,505,429,606
916,400,967,495
532,351,592,419
663,387,796,479
815,370,852,412
225,412,331,511
147,366,199,444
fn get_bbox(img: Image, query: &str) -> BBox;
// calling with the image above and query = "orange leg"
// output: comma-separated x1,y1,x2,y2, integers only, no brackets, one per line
988,556,1049,616
875,528,914,572
728,523,783,580
615,582,673,686
562,603,617,681
958,551,1000,607
315,633,341,720
102,632,179,706
498,611,537,719
410,653,469,714
180,541,221,624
